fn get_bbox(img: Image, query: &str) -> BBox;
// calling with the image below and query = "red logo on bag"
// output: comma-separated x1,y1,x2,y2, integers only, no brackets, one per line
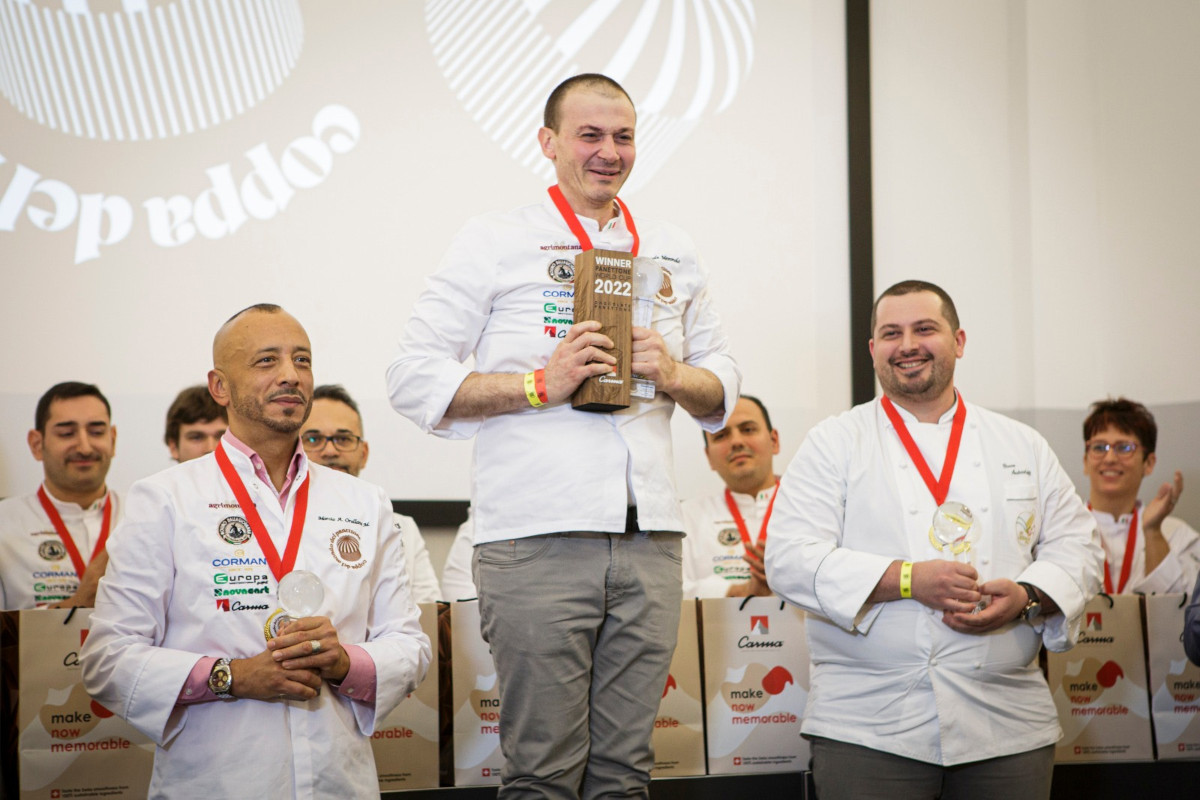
762,666,794,695
749,616,769,635
1086,613,1102,631
662,673,678,698
733,757,742,766
482,768,492,777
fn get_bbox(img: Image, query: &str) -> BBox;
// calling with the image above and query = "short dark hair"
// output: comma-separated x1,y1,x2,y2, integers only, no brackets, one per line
35,382,111,433
870,280,960,335
164,385,227,446
1084,397,1157,455
544,73,634,131
703,394,774,448
312,384,362,426
224,302,282,325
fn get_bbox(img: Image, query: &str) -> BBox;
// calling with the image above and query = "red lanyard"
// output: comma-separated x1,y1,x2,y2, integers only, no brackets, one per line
36,486,111,579
547,185,640,256
1088,504,1138,594
724,480,781,550
215,443,310,583
880,393,967,506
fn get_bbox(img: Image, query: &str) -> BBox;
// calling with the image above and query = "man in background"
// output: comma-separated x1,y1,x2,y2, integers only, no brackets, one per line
302,384,441,603
682,395,780,598
1082,397,1199,594
165,384,227,463
0,381,119,609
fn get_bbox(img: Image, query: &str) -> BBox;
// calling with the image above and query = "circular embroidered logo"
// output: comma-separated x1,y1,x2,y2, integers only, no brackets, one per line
717,528,740,547
330,529,366,569
548,259,575,283
218,516,253,545
38,540,67,561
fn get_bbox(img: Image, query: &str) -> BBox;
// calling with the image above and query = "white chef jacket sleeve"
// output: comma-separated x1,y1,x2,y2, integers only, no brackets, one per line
440,517,478,602
396,513,442,604
1138,518,1200,595
765,421,894,632
1016,436,1104,652
678,254,740,432
386,219,496,440
80,479,205,746
349,488,433,734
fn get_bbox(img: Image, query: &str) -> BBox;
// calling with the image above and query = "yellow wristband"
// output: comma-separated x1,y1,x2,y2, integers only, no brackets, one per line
523,371,544,407
899,561,913,599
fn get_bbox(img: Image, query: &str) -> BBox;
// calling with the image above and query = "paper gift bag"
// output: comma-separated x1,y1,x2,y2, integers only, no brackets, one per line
1047,593,1153,762
1144,593,1200,759
370,601,441,790
450,600,503,786
17,609,154,799
700,597,810,774
651,599,705,777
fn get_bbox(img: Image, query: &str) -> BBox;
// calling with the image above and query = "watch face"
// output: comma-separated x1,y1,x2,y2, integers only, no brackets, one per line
209,663,232,694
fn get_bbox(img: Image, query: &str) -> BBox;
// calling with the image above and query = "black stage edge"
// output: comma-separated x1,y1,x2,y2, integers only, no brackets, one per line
381,763,1200,800
392,499,470,528
845,0,876,407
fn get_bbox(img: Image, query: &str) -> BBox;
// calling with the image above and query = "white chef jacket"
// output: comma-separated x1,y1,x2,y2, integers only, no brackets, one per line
440,514,477,602
80,446,431,799
394,512,442,603
0,485,121,609
765,396,1103,766
386,195,740,544
681,486,777,598
1092,507,1200,595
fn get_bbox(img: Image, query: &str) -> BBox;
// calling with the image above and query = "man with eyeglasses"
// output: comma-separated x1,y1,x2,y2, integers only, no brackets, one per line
302,384,441,603
1082,398,1199,594
0,381,120,609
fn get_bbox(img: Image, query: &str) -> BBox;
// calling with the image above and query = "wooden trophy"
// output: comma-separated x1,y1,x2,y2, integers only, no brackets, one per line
572,248,633,411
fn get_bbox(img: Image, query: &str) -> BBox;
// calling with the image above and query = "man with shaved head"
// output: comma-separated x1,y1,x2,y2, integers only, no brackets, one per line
82,304,431,798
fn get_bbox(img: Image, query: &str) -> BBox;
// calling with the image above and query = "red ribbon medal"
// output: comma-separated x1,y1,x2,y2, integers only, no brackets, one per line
723,480,781,551
36,486,111,580
880,392,967,506
547,184,639,256
214,443,309,584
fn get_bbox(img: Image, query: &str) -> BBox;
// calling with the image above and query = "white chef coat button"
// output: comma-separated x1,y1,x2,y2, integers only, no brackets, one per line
980,506,989,513
981,557,990,565
930,658,938,666
909,507,919,515
975,663,982,670
974,460,982,467
346,687,355,694
899,463,908,469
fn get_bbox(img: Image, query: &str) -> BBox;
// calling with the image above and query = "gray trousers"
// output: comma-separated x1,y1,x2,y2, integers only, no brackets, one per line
473,530,684,800
810,736,1055,800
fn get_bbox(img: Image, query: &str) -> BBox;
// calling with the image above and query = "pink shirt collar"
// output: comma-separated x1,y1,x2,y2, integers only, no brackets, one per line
220,430,306,509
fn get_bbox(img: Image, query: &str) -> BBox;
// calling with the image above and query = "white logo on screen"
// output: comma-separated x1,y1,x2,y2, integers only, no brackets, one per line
0,0,304,141
425,0,757,193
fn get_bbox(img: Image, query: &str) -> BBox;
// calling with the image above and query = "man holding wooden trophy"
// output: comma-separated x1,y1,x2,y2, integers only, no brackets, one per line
388,74,740,798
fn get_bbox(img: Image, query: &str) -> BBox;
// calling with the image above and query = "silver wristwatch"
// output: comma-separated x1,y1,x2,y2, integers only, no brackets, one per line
208,657,234,699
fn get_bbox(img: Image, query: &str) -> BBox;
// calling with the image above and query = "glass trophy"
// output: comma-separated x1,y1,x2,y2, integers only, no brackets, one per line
930,502,985,612
630,257,664,400
264,569,326,640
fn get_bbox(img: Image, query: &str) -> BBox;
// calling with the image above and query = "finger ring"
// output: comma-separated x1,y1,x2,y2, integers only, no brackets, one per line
309,639,321,654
